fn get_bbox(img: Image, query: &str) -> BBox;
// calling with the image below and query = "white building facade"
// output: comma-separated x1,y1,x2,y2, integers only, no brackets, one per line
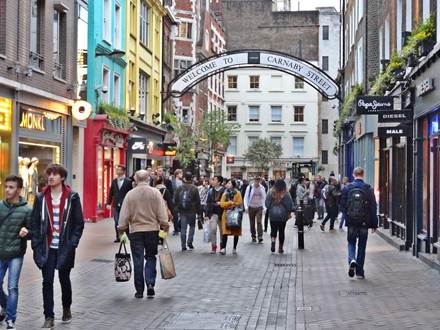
222,67,319,180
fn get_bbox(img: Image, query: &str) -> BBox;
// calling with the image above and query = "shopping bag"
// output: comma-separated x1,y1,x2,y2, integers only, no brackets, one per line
226,207,242,229
114,242,132,282
159,239,176,280
203,222,211,243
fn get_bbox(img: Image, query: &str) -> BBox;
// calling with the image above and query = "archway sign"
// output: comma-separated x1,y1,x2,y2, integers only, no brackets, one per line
168,50,340,100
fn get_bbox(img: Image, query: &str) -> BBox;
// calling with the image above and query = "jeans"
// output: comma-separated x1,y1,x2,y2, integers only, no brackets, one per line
180,213,196,248
339,213,346,229
129,231,159,293
114,206,121,239
347,227,369,276
248,206,263,240
0,257,24,322
315,198,325,219
209,214,222,246
221,235,239,249
270,221,286,245
42,249,72,319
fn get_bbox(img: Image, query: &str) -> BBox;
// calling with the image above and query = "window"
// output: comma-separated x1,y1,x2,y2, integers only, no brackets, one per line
250,75,260,89
30,0,43,69
248,136,258,147
140,1,149,46
103,0,111,42
322,25,329,40
322,119,328,134
139,70,149,115
227,75,237,89
227,137,237,155
115,4,121,49
293,137,304,157
102,67,110,104
177,22,192,39
271,106,282,123
271,137,282,146
322,56,329,71
295,77,304,89
113,74,120,106
294,106,304,122
129,61,136,109
321,150,328,165
130,1,137,36
227,105,237,121
248,106,260,122
182,108,189,124
174,59,192,78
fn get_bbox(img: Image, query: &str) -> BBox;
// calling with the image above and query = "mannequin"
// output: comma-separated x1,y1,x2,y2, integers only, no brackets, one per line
28,157,39,204
18,157,30,199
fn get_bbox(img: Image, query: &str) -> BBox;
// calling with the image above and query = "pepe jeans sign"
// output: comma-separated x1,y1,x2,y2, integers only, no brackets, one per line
356,96,394,114
170,51,339,98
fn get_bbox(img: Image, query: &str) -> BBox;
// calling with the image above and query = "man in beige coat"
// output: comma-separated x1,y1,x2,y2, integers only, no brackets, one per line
118,170,169,299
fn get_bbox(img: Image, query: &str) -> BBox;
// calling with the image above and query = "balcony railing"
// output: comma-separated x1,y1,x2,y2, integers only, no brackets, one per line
29,51,44,70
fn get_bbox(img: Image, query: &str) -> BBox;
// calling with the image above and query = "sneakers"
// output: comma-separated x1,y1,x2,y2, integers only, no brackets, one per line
232,249,237,255
0,309,5,323
320,224,325,232
5,320,15,330
348,260,357,278
356,274,365,279
42,317,55,328
147,285,155,298
210,245,217,254
134,292,144,299
62,307,72,323
258,238,263,244
219,248,226,255
271,241,276,253
187,243,194,250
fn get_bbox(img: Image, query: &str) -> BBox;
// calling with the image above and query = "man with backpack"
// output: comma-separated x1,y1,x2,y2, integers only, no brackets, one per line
339,167,378,279
320,177,341,232
174,172,202,251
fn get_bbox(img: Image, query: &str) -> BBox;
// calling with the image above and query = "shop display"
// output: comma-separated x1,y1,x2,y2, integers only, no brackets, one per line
17,156,41,204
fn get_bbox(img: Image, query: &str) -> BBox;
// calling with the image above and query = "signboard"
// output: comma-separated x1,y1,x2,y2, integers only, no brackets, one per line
170,51,339,99
226,155,235,164
161,143,177,156
128,138,147,152
416,78,435,97
378,125,412,138
72,100,92,121
19,109,46,131
356,96,394,114
378,110,413,123
0,97,12,132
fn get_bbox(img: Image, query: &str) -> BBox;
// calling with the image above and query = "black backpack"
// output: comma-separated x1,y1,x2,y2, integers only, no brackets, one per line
346,185,370,226
179,186,192,211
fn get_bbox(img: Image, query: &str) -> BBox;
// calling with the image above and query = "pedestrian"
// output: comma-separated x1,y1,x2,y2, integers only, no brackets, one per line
265,179,293,254
0,175,32,330
243,177,267,243
198,178,210,217
219,179,243,255
31,164,84,328
172,169,183,192
320,177,341,232
205,176,225,254
154,176,175,224
240,179,249,198
106,165,133,243
313,175,326,219
156,166,174,196
174,172,202,251
296,178,315,227
339,167,378,279
118,170,170,298
339,177,351,231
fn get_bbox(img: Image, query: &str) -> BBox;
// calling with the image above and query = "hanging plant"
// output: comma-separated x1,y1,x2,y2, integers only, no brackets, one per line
99,103,131,129
334,84,362,138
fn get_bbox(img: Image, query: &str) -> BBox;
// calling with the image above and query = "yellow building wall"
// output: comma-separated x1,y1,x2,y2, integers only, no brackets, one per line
126,0,165,124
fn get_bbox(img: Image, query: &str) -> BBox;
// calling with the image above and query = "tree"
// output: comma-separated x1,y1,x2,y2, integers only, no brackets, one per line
244,138,283,174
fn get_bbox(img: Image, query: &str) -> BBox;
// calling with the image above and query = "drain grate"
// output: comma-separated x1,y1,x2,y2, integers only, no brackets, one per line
274,263,296,267
158,312,240,329
91,258,113,264
297,306,313,311
339,290,368,297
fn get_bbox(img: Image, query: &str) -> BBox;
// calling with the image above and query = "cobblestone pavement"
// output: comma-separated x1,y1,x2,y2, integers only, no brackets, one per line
9,216,440,329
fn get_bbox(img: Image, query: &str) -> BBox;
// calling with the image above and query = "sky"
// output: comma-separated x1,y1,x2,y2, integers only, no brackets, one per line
292,0,340,11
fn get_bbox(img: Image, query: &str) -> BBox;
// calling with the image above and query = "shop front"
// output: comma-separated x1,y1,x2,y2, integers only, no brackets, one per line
0,97,12,200
83,115,129,222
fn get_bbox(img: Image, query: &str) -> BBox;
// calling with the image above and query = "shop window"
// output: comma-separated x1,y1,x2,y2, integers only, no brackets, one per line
294,106,304,122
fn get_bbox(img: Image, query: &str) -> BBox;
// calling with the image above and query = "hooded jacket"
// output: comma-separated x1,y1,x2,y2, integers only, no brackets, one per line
31,185,84,269
0,198,32,259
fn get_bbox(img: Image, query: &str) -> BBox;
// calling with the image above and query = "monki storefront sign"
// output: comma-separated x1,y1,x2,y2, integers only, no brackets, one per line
19,109,46,131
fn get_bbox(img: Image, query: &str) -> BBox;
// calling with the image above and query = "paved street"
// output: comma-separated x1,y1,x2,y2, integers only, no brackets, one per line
12,216,440,330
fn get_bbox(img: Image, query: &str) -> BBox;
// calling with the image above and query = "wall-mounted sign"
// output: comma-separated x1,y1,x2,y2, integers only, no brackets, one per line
356,96,394,114
226,155,235,164
19,109,46,131
72,100,92,121
0,97,12,132
128,138,147,152
378,109,413,123
161,143,177,156
378,125,412,138
417,78,435,97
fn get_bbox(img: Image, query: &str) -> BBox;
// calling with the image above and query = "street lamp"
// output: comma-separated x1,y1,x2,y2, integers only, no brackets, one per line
95,49,126,58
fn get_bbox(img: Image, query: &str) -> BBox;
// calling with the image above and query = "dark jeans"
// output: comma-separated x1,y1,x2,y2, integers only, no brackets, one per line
221,235,239,249
270,221,286,245
339,213,346,229
129,231,159,294
179,213,196,248
42,249,72,319
322,206,338,229
114,206,121,239
347,227,369,276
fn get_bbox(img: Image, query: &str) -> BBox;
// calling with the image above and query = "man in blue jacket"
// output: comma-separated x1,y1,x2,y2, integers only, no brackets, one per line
339,167,378,279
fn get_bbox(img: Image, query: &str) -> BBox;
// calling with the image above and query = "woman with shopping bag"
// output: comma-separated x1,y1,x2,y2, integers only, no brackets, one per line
219,179,243,255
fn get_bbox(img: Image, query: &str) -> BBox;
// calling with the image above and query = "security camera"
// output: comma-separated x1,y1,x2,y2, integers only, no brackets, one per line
102,86,108,93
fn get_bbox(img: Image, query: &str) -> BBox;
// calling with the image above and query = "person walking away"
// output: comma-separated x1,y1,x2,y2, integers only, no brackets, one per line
154,177,175,227
296,178,314,228
339,177,351,231
106,165,132,242
205,176,225,254
0,176,32,330
118,170,169,298
198,179,210,218
313,175,326,220
339,167,378,279
243,177,267,243
156,167,174,196
265,179,293,254
31,164,84,328
219,179,243,255
320,177,341,232
174,172,202,251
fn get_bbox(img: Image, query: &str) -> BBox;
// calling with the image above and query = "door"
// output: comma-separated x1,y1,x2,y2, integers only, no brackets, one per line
431,137,439,246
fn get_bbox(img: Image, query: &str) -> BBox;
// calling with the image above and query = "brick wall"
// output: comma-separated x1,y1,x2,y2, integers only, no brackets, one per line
0,0,5,55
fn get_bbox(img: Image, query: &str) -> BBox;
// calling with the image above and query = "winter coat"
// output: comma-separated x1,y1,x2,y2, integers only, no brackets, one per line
174,183,202,216
0,198,32,260
31,186,84,270
265,192,294,223
205,186,225,218
220,189,243,236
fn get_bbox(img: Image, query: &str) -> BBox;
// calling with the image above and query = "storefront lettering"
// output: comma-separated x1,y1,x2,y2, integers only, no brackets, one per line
19,111,45,131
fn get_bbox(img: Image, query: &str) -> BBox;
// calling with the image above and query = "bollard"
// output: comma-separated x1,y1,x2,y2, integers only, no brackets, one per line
297,200,304,249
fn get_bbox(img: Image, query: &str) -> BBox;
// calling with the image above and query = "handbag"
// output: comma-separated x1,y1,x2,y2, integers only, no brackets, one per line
203,222,211,243
159,239,176,280
226,207,242,229
114,242,132,282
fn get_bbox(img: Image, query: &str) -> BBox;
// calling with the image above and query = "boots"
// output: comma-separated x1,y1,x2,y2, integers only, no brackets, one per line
278,239,284,254
114,226,120,243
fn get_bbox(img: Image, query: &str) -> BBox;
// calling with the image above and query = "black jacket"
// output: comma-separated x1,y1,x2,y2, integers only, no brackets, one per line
157,185,176,218
205,186,225,218
31,188,84,270
107,177,133,208
174,183,202,216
